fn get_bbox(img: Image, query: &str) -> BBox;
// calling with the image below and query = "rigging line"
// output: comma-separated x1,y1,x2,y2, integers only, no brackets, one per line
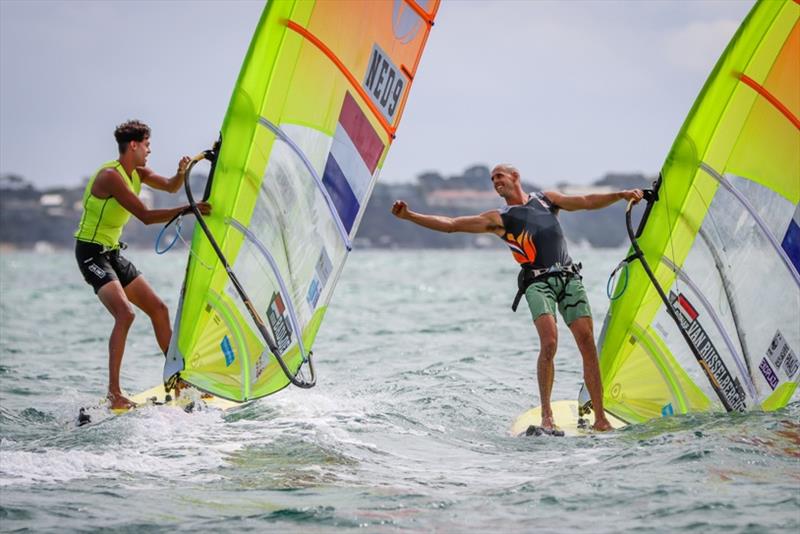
626,199,738,412
258,117,352,250
699,162,800,287
285,20,396,139
660,257,757,399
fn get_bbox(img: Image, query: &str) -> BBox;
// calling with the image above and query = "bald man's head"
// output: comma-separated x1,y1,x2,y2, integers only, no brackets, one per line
491,164,520,181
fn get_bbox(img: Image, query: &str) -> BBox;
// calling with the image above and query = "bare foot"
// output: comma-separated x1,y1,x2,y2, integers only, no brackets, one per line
174,378,198,398
107,391,136,410
541,414,555,431
592,418,614,432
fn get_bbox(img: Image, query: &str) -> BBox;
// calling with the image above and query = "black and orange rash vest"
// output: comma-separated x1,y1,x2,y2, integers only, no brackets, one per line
498,192,573,269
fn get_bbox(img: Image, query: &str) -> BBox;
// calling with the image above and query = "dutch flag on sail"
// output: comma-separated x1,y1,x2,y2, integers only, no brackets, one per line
322,92,385,233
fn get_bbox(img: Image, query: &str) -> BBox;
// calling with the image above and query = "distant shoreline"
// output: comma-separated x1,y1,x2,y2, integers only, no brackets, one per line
1,166,652,250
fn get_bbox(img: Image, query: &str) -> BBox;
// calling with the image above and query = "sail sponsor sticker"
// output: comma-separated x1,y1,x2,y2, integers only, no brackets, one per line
316,248,332,285
363,43,408,124
766,330,798,380
306,277,322,309
306,248,333,310
759,358,779,390
267,292,293,355
767,330,788,368
669,292,747,411
220,335,235,367
784,350,799,380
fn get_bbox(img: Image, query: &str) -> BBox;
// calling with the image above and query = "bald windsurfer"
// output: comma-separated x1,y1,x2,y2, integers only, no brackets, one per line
391,164,643,432
74,120,210,410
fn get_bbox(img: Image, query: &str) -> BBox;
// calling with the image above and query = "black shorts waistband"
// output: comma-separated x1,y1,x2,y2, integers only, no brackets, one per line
75,240,120,257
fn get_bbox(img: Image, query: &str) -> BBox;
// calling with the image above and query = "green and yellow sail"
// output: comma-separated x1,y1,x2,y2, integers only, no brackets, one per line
164,0,441,401
583,0,799,422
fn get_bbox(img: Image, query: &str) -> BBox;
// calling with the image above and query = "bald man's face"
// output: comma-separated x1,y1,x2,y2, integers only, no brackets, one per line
490,166,517,196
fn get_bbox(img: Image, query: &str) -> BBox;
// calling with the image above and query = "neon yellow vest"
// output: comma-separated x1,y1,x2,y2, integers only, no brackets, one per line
74,160,142,248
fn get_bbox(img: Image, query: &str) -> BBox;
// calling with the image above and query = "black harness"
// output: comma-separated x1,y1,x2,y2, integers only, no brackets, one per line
511,262,582,312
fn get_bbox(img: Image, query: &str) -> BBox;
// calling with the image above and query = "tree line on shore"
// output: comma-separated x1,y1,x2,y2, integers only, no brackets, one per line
0,166,651,250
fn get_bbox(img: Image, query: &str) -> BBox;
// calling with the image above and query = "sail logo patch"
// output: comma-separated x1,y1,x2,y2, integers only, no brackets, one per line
267,292,293,355
363,44,407,123
307,277,321,309
220,335,235,367
307,248,333,310
766,329,798,380
669,292,747,411
759,358,779,390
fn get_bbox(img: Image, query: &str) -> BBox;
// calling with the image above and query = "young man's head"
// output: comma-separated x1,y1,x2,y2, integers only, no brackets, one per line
114,120,151,166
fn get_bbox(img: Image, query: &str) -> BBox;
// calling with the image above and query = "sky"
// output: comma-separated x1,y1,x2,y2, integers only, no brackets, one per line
0,0,754,189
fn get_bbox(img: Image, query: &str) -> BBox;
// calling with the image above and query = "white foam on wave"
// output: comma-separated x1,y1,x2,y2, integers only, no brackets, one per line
0,404,259,487
0,448,217,486
200,388,406,468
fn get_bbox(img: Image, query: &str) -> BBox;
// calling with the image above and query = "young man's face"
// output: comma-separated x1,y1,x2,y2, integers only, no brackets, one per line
129,137,151,167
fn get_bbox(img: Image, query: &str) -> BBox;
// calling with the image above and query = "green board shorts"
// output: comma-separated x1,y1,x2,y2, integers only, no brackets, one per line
524,274,592,325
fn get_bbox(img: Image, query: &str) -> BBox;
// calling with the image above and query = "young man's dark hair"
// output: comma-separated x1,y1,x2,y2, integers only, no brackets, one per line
114,120,151,153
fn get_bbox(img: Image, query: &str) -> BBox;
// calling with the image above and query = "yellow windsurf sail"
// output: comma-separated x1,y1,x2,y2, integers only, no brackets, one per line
164,1,441,401
581,0,799,423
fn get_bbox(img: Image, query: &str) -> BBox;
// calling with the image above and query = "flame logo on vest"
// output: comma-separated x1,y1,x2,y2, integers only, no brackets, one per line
504,230,537,264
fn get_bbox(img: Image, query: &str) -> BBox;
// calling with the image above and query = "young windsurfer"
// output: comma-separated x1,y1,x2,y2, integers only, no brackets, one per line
391,164,643,432
74,120,210,410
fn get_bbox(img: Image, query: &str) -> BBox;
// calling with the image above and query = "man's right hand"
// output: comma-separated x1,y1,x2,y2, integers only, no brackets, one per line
391,200,410,220
196,201,212,216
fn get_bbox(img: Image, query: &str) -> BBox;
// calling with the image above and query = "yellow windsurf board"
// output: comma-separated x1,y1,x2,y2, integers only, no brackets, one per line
512,399,628,437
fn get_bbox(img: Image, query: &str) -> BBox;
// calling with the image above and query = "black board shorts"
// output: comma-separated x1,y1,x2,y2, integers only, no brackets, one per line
75,240,141,294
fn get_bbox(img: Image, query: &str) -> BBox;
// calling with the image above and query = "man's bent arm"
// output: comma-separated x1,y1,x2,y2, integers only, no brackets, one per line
138,156,191,193
544,189,643,212
392,201,504,235
94,169,210,224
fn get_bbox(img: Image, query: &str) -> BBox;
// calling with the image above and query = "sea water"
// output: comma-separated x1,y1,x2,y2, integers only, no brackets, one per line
1,247,798,532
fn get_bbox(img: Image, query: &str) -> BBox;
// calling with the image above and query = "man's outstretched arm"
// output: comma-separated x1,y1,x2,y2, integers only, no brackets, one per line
543,189,644,212
391,201,504,235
